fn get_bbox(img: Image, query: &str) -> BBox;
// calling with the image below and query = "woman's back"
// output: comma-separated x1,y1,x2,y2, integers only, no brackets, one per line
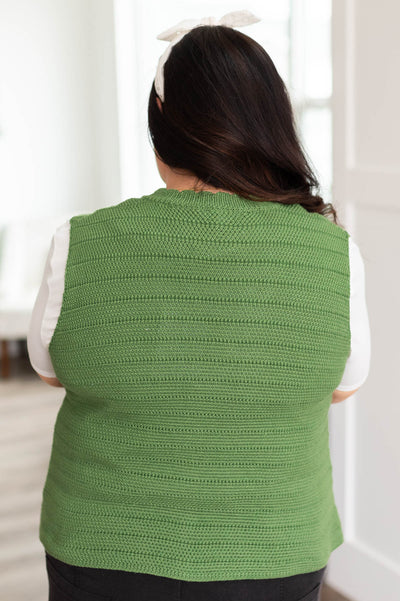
39,186,350,581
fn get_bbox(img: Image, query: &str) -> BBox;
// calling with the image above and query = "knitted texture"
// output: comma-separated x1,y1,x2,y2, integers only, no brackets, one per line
40,187,351,581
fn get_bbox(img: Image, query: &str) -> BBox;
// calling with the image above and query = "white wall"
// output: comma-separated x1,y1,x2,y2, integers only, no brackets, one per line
330,1,400,600
0,0,121,225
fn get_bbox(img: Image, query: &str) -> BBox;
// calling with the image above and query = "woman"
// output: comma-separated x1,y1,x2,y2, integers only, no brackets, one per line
28,10,371,601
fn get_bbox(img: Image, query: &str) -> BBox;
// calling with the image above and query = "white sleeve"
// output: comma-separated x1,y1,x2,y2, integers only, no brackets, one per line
335,235,371,391
27,220,70,378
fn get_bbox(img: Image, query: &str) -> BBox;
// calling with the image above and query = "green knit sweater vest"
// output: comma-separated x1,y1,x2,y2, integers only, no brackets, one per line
40,187,350,581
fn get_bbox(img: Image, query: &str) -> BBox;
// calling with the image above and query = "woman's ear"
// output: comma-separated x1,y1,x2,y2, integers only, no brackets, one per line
156,96,163,112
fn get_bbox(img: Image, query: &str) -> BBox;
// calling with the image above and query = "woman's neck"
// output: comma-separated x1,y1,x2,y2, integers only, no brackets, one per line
163,170,233,195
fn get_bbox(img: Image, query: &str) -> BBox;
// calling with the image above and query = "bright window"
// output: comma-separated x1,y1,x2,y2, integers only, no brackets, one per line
289,0,332,202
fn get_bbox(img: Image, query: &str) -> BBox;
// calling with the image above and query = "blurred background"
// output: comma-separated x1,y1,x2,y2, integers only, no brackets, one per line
0,1,397,600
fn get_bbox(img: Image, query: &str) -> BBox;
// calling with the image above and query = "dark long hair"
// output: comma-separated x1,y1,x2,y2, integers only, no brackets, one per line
148,25,341,226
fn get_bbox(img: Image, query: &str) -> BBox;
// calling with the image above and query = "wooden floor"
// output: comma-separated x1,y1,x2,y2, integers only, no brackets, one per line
0,353,352,601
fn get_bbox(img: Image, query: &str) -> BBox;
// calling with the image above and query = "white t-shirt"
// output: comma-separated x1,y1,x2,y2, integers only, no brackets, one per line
27,220,371,391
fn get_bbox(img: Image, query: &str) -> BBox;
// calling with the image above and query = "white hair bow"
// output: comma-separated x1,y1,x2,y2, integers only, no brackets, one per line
154,9,261,102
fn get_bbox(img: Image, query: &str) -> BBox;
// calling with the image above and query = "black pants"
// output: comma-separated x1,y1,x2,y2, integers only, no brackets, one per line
45,551,327,601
